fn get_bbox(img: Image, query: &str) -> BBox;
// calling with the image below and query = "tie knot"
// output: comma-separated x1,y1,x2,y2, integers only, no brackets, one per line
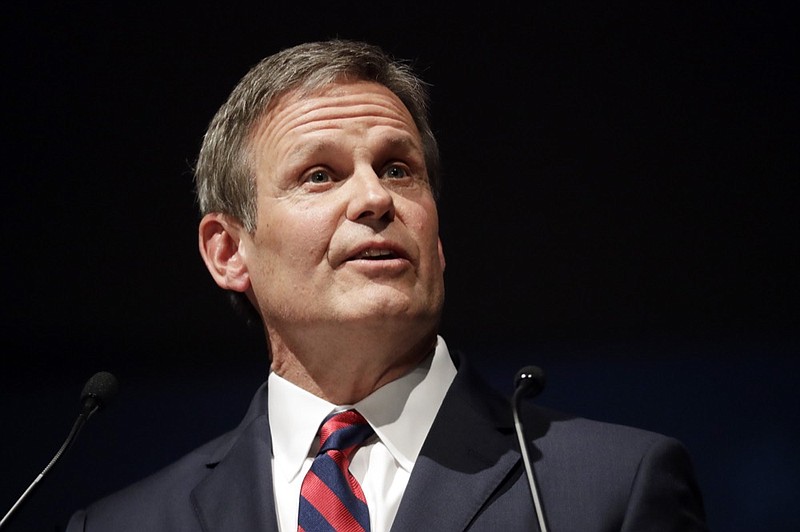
318,410,374,456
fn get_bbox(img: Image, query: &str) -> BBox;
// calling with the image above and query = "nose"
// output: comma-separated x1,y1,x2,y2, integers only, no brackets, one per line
345,166,396,223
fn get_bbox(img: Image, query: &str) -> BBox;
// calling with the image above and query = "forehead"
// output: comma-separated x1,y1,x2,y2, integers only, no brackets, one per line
253,81,421,150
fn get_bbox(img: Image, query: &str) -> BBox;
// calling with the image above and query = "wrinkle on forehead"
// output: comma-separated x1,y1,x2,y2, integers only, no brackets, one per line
286,131,421,163
249,81,419,157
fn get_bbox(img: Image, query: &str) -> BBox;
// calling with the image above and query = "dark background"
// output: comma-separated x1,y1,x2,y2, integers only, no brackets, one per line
2,2,797,530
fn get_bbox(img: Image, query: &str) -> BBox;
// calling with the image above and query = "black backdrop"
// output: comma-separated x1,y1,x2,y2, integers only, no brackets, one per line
2,3,797,531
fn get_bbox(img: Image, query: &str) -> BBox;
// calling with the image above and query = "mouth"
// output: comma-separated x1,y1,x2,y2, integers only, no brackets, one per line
351,248,400,260
345,242,410,264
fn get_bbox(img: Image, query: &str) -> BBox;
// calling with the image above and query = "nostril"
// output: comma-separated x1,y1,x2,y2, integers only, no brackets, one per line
356,208,394,223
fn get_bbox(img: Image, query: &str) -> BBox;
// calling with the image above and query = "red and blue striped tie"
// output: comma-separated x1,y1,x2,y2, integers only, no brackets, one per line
298,410,374,532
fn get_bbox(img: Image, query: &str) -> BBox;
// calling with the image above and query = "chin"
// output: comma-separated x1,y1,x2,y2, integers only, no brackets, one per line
332,298,426,323
326,282,443,323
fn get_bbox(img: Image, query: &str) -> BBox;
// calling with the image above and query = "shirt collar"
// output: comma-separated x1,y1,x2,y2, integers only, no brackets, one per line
355,336,456,472
268,370,336,483
268,335,457,482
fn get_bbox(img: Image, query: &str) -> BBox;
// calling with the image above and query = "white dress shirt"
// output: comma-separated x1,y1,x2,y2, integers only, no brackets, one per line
268,335,457,531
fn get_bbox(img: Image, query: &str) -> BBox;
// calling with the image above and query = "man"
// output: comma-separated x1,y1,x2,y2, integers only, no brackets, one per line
66,39,707,531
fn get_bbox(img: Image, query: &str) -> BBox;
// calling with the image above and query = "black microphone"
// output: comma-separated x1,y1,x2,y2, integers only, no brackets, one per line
0,371,119,529
512,365,548,532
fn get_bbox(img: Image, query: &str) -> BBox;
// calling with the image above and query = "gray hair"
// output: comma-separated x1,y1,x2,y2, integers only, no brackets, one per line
194,39,440,232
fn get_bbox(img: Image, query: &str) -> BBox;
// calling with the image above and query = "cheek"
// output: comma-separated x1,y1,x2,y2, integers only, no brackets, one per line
400,192,438,227
408,203,440,247
260,205,338,266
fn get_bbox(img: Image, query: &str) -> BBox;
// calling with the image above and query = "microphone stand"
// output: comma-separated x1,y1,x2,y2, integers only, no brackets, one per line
0,371,117,530
513,367,549,532
0,405,96,528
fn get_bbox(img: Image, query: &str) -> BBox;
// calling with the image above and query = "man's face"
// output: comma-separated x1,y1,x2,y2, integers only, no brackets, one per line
239,81,445,338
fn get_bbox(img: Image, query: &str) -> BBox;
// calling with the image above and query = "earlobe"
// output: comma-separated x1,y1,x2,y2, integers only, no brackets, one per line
198,213,251,292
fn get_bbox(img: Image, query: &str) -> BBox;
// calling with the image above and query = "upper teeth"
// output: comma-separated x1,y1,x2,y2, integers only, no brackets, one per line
358,249,393,259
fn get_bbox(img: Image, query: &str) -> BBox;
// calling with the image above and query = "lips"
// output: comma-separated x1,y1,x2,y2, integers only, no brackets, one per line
344,241,410,263
353,248,398,260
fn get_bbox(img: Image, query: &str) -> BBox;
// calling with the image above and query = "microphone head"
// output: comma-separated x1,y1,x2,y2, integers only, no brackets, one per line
80,371,119,410
514,365,546,398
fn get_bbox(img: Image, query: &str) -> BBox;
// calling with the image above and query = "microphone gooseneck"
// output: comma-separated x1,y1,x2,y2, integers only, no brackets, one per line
512,365,548,532
0,371,119,529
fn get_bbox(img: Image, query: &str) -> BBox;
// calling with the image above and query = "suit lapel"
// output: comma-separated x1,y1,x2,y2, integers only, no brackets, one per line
190,384,280,532
185,355,521,532
391,353,521,531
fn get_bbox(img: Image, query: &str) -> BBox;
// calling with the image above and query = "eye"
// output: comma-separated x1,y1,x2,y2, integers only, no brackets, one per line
305,169,332,184
382,164,409,179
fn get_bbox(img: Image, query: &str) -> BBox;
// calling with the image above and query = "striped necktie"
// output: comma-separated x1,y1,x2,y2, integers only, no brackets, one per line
298,409,374,532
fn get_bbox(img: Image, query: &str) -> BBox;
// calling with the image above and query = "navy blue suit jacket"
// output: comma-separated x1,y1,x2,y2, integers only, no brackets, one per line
66,354,707,531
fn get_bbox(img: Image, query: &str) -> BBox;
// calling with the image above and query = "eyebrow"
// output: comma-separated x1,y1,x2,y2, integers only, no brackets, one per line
285,140,334,164
286,133,422,164
380,134,421,152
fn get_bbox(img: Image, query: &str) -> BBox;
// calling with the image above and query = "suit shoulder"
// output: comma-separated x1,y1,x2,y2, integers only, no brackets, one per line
524,403,691,489
523,405,706,529
527,402,678,450
66,429,235,531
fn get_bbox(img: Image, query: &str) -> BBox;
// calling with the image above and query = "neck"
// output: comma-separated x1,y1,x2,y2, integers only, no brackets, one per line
267,322,438,404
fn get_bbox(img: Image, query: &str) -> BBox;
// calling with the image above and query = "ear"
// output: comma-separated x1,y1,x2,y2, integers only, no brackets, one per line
198,213,251,292
437,237,446,272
